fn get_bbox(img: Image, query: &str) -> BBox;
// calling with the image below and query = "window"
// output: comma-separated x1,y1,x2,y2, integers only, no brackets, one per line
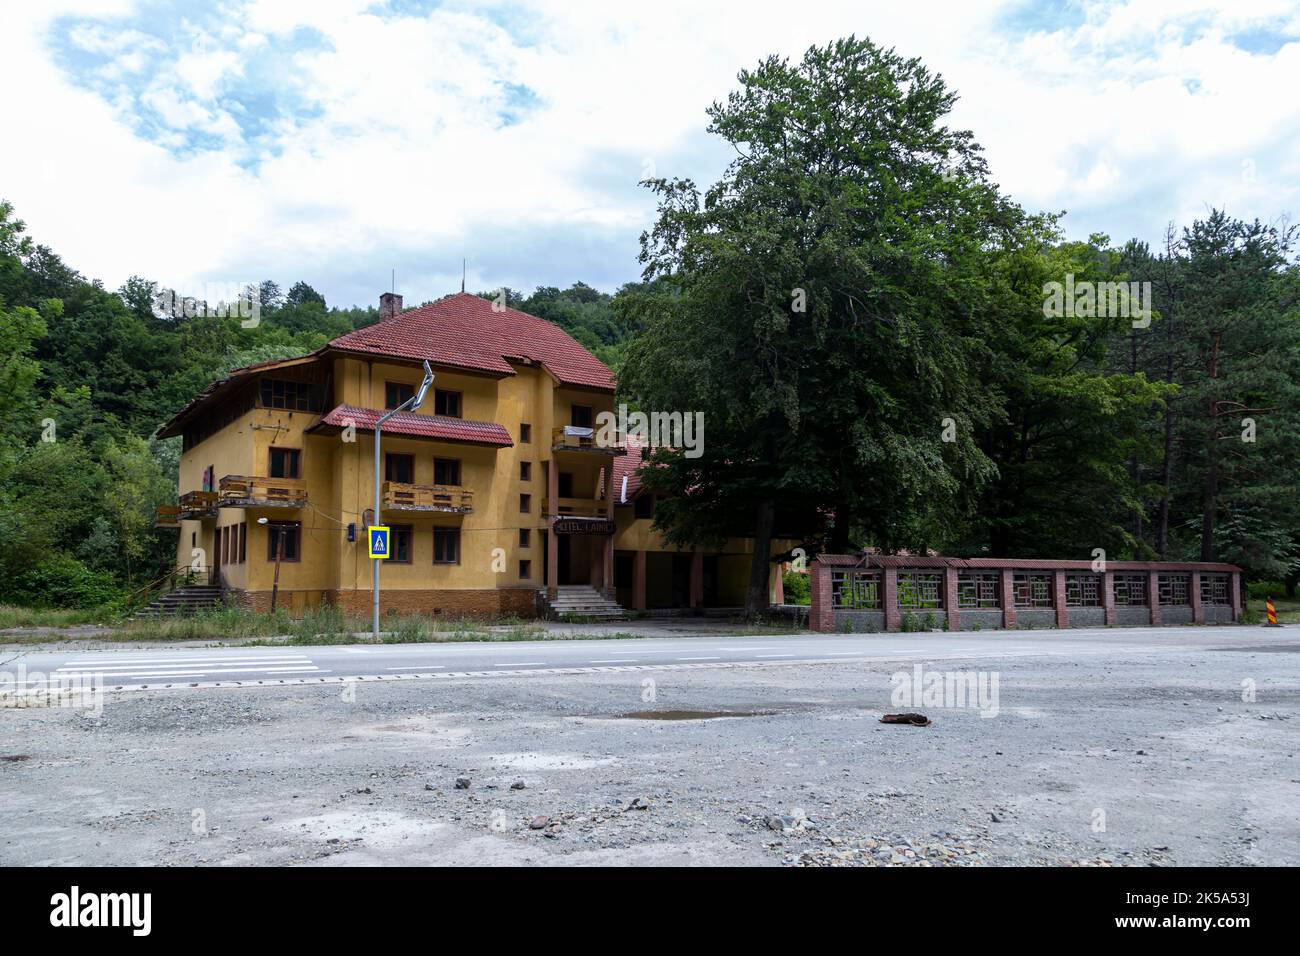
832,570,881,609
519,493,531,514
1158,574,1190,606
957,572,1001,609
261,379,318,411
558,472,573,498
571,404,593,429
434,457,461,486
1201,574,1229,606
520,423,531,443
266,522,300,562
1113,574,1147,606
1013,573,1053,608
519,529,530,548
385,453,414,484
897,571,943,609
390,525,412,563
434,389,462,417
634,494,653,519
519,560,531,580
1065,574,1101,607
433,528,460,564
238,523,246,563
268,447,301,479
520,461,531,481
385,381,414,410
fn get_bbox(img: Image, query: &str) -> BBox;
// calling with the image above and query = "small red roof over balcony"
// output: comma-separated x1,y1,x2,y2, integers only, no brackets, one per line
308,404,513,446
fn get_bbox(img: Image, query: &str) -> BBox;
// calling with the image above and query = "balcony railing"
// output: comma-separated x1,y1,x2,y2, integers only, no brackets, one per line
154,505,180,529
542,497,608,518
178,489,219,519
551,426,624,455
218,475,308,508
382,481,474,514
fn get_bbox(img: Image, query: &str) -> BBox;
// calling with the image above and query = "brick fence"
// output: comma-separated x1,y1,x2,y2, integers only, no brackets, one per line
809,554,1243,633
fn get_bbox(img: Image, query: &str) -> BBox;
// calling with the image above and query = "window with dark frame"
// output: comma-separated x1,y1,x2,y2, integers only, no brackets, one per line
390,525,412,563
520,423,531,443
434,389,462,418
265,522,301,562
570,404,593,429
434,457,461,486
385,381,414,410
385,453,414,484
519,493,531,513
634,494,653,519
260,379,318,411
519,560,531,580
238,523,246,563
520,461,531,481
519,528,530,548
433,528,460,564
268,446,301,479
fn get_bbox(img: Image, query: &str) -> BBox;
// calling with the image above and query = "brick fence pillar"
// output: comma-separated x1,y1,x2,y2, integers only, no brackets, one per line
809,561,834,633
944,566,960,631
1230,571,1243,622
1102,571,1117,626
1053,570,1068,629
1148,569,1162,626
1000,568,1017,630
883,567,900,631
1190,571,1204,624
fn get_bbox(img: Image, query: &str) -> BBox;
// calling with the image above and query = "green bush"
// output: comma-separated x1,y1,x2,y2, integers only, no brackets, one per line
2,554,123,609
782,570,810,605
1247,580,1286,600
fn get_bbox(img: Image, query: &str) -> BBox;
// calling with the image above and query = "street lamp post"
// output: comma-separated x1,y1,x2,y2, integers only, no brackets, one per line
373,360,434,640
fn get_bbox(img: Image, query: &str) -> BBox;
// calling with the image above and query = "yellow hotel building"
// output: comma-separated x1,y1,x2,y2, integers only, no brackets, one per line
155,292,788,617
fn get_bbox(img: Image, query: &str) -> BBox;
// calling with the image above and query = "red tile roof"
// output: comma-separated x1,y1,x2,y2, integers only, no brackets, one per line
328,292,615,391
308,404,513,446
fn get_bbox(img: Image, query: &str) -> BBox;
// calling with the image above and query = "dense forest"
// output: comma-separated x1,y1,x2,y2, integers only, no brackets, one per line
2,40,1298,613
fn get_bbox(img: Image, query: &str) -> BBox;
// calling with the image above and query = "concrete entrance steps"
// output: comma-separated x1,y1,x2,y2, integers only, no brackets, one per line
133,585,225,618
542,585,629,620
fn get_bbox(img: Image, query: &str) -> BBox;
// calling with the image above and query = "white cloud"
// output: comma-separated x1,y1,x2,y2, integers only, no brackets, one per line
0,0,1296,309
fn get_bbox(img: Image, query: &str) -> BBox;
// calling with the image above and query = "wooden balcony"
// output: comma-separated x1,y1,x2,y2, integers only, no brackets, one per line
154,505,180,529
542,497,609,518
382,481,474,514
551,426,624,456
218,475,308,509
178,490,219,520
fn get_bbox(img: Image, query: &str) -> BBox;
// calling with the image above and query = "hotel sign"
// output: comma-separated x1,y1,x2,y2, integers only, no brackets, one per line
553,518,615,535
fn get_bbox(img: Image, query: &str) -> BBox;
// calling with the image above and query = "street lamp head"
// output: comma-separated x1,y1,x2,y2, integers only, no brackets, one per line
257,517,268,525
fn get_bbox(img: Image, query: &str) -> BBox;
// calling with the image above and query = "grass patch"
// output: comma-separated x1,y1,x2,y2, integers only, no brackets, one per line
0,604,123,629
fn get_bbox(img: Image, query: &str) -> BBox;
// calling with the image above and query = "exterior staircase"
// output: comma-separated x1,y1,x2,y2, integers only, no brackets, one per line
133,585,226,618
541,585,629,621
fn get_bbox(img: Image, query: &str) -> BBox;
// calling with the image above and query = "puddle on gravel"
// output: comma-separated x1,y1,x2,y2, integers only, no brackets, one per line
616,709,776,721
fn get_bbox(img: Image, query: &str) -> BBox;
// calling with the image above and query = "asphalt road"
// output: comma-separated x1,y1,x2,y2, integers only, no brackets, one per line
4,623,1291,694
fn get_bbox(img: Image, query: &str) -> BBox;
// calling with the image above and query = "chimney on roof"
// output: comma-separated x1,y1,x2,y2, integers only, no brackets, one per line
379,291,403,320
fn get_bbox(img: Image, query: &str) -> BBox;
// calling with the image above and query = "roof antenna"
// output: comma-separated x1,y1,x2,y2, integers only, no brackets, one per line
461,258,466,293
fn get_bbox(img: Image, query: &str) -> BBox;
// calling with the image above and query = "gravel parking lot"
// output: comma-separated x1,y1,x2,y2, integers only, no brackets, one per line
2,627,1297,867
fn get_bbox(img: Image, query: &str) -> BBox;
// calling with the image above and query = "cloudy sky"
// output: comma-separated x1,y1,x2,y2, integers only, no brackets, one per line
2,0,1298,309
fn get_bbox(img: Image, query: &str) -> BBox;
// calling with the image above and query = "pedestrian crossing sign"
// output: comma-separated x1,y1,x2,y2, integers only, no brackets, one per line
368,525,390,559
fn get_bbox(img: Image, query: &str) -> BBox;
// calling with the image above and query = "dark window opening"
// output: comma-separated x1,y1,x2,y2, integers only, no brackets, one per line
634,494,653,519
433,528,460,564
519,529,530,548
385,453,414,484
434,458,461,486
520,423,531,443
391,525,412,563
520,461,531,481
434,389,461,418
385,381,414,410
571,404,593,429
268,447,301,479
519,560,531,580
266,522,301,562
519,493,531,514
558,472,573,498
